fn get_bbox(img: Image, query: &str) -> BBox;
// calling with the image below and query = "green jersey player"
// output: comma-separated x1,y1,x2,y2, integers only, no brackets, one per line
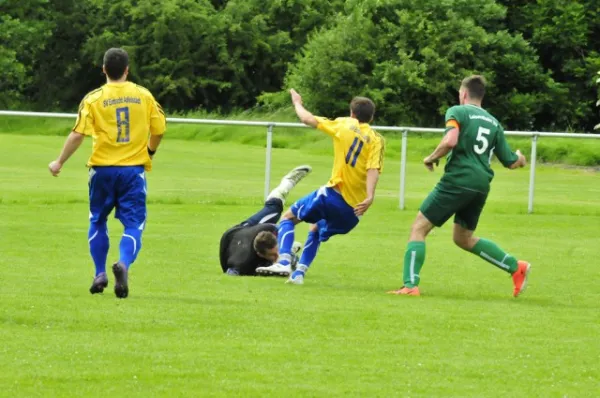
388,75,530,298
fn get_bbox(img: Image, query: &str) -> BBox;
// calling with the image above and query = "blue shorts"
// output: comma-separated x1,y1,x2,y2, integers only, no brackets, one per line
89,166,147,229
291,187,359,242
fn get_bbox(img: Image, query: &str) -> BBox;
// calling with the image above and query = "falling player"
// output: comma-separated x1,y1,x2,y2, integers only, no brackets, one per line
256,89,385,284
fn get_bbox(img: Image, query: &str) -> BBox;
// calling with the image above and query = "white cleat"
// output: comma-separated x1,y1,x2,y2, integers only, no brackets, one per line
267,165,312,203
256,263,292,277
290,241,303,270
282,165,312,186
292,241,303,255
286,272,304,285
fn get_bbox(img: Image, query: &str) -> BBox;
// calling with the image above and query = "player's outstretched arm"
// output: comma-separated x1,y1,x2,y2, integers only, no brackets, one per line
48,131,85,177
423,127,459,171
290,89,318,128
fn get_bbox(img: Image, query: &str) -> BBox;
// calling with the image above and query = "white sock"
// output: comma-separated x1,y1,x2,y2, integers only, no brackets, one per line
279,179,294,193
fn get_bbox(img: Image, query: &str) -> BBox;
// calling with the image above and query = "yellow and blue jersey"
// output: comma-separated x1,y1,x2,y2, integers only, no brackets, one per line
73,82,166,171
315,117,385,207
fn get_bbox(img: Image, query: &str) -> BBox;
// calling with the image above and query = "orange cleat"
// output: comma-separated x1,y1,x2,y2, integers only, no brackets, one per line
387,286,421,296
512,261,531,298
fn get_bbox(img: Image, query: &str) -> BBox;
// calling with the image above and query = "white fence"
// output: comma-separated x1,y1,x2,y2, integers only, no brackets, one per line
2,110,599,213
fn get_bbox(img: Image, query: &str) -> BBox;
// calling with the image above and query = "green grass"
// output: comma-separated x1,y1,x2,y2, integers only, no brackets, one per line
0,134,599,397
2,112,600,165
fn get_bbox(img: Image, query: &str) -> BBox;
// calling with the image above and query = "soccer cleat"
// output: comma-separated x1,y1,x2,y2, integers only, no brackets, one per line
112,262,129,299
89,272,108,294
290,241,303,270
256,263,292,277
291,241,303,255
512,261,531,298
286,271,305,285
267,165,312,203
387,286,421,296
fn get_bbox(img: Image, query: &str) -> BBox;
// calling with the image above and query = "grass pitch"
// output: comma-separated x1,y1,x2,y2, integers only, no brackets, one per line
0,134,599,397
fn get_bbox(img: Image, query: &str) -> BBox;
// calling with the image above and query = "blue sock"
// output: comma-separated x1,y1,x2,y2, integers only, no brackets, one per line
119,228,143,269
89,222,109,276
297,230,321,274
277,219,295,266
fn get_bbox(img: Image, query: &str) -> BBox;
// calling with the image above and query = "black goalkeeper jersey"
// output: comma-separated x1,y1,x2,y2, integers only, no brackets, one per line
219,223,278,275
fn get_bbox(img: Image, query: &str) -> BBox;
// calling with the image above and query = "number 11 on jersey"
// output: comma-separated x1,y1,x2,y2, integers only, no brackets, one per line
345,137,364,167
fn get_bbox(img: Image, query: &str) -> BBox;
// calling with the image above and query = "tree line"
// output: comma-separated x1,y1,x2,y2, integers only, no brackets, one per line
2,0,600,132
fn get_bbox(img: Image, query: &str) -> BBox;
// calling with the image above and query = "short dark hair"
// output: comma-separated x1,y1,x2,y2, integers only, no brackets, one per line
350,97,376,123
103,48,129,80
461,75,486,100
253,231,277,255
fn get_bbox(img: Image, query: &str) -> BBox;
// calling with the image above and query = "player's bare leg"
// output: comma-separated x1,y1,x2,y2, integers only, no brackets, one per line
453,223,531,297
388,212,435,296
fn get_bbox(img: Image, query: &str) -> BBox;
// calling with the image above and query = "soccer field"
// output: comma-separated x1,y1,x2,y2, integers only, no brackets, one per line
1,134,599,397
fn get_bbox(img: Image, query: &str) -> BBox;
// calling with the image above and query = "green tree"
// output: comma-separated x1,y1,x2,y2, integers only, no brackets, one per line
596,71,600,131
0,0,53,107
498,0,600,132
268,0,559,130
80,0,344,111
27,0,100,110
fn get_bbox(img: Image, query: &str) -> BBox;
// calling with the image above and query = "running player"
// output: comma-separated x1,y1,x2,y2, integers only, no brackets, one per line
48,48,166,298
388,75,530,297
256,89,385,284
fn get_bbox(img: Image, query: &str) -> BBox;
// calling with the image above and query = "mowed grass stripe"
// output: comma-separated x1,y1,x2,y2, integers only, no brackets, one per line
0,134,598,397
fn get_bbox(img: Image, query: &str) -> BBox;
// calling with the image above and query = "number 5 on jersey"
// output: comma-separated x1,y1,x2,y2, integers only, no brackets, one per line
474,127,490,154
345,137,364,167
116,107,130,143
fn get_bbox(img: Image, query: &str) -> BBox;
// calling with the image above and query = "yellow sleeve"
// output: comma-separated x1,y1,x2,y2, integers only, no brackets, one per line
73,99,94,136
315,116,339,137
367,134,385,172
149,96,166,136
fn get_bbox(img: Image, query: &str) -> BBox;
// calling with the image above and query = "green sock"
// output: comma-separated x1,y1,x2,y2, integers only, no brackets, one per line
403,241,426,287
470,238,518,273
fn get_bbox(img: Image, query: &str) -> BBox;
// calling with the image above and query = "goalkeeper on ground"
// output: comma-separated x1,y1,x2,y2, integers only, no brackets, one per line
219,165,311,276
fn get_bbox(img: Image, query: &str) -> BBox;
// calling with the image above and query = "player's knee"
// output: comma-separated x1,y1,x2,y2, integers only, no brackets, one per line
282,209,301,224
453,234,473,250
409,222,427,240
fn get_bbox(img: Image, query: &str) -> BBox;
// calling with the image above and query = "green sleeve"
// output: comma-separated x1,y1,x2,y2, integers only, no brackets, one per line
494,126,519,167
444,106,463,133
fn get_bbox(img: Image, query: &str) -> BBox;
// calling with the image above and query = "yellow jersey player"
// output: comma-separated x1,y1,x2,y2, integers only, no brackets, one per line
256,89,385,284
48,48,166,298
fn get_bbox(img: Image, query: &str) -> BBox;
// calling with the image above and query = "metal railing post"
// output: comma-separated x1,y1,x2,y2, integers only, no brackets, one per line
2,110,600,214
399,130,408,209
528,134,538,214
264,124,273,201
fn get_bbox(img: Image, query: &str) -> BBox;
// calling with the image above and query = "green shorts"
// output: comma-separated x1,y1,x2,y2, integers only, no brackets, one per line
420,183,488,231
